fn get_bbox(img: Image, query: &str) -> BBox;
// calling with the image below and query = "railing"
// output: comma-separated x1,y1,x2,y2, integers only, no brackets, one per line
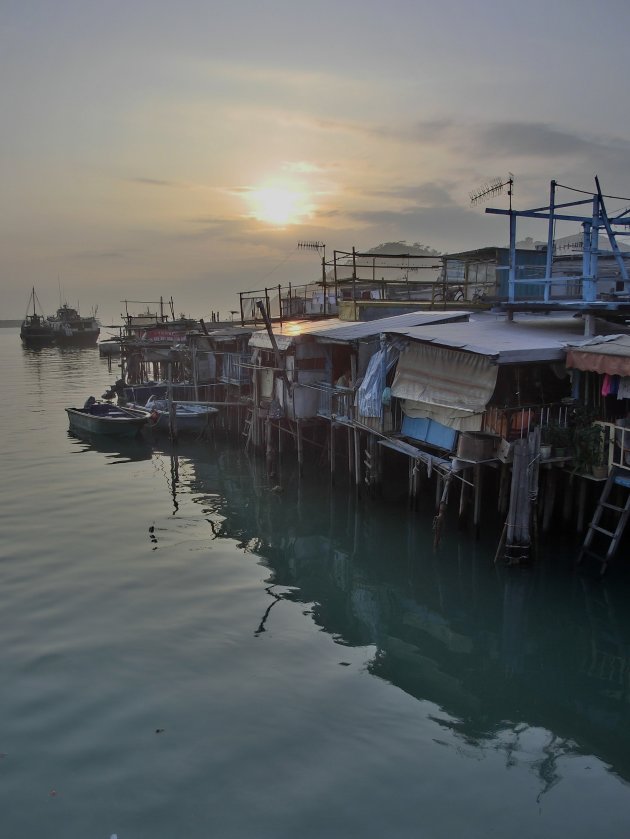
317,383,355,422
597,421,630,473
482,403,573,441
221,352,251,385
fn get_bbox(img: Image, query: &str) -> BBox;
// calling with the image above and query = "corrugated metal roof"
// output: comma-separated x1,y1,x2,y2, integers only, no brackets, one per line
248,311,469,350
386,314,589,363
312,310,469,342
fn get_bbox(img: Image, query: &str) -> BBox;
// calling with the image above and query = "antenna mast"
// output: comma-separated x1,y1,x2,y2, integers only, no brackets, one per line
470,173,514,211
297,240,326,261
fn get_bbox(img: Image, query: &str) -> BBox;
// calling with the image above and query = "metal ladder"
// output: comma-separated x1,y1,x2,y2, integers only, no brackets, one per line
578,468,630,574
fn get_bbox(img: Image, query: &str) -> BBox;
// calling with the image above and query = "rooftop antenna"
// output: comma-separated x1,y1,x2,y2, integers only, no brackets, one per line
470,173,514,211
298,240,326,261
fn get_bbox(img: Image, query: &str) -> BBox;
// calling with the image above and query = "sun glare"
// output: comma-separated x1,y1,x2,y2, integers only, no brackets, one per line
248,186,309,226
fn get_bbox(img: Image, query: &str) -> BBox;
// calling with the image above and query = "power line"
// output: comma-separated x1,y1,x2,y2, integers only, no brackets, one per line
258,246,299,282
555,182,630,202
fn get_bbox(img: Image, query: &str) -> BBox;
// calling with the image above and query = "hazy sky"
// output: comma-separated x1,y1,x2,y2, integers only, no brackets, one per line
3,0,630,324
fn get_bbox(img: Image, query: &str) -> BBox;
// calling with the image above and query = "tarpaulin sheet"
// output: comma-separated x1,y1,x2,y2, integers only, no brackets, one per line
392,342,498,431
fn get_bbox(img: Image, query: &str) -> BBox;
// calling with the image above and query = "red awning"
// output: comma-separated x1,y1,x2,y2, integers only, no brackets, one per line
566,336,630,377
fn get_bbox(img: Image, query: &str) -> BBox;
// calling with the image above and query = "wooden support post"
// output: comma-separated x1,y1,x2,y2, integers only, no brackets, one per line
435,472,442,514
562,474,573,524
473,464,482,539
498,463,510,515
297,420,303,477
346,426,353,483
458,469,468,527
167,361,177,442
330,423,335,484
265,418,274,476
354,427,361,491
542,468,557,532
433,472,453,548
577,477,588,532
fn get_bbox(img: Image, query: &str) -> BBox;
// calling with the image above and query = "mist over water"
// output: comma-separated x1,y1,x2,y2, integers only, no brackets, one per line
1,328,630,838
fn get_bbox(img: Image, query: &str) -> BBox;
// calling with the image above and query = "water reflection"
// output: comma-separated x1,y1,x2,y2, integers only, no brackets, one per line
67,429,153,463
157,440,630,789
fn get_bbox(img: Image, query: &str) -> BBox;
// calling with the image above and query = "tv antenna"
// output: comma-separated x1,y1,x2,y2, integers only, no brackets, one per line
298,240,326,261
470,173,514,211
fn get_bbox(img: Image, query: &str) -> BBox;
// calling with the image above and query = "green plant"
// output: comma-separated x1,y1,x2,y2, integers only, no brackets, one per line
543,421,571,451
572,423,607,474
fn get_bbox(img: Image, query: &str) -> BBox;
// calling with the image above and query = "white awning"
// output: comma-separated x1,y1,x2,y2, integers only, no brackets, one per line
391,342,498,430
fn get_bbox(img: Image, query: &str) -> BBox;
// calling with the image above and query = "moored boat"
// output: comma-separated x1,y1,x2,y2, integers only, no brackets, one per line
98,337,122,357
20,288,55,346
49,304,100,346
66,398,151,437
141,395,219,434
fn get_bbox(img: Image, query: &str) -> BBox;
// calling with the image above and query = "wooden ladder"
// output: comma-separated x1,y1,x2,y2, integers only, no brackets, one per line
578,469,630,574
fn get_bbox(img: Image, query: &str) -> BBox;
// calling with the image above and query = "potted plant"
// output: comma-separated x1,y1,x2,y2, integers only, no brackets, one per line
544,421,571,458
572,422,608,477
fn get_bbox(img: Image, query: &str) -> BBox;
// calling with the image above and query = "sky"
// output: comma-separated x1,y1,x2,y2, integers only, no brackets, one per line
3,0,630,325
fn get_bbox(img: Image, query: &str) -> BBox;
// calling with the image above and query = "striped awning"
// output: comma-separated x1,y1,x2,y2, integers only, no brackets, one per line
566,335,630,377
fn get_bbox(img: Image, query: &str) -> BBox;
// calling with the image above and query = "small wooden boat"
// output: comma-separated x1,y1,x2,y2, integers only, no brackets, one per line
66,398,151,437
142,395,219,434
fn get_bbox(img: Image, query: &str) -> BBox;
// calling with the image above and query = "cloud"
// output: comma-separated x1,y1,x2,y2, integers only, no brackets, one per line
475,122,598,158
365,181,457,208
127,176,179,187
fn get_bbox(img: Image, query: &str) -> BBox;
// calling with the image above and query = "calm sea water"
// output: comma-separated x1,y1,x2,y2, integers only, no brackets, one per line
1,326,630,838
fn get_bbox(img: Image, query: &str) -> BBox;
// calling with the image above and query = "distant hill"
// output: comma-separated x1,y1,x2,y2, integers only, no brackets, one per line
0,320,21,327
366,241,441,256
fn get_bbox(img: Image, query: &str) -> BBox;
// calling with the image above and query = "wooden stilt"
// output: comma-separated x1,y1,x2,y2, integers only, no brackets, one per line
562,473,574,524
167,362,177,442
353,427,361,491
297,420,303,476
577,478,588,532
435,472,442,514
473,464,482,539
265,419,274,476
330,423,335,484
347,426,354,484
457,468,469,527
494,521,508,564
433,472,452,548
498,463,510,515
542,468,557,532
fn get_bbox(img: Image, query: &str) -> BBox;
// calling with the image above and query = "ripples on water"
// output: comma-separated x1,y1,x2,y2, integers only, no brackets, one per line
1,329,630,838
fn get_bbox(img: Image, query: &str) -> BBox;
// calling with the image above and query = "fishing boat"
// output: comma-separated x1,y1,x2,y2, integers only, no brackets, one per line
20,288,55,346
66,398,151,437
48,303,100,346
142,395,219,434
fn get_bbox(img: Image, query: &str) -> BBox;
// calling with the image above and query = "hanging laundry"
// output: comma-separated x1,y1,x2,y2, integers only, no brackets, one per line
617,377,630,400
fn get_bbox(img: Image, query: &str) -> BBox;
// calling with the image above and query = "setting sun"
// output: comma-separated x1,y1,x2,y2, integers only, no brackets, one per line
248,186,310,226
